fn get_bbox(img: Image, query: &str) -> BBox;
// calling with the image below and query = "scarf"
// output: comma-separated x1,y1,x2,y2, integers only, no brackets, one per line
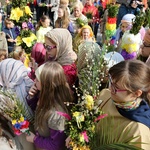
117,100,150,128
0,58,34,121
45,28,77,65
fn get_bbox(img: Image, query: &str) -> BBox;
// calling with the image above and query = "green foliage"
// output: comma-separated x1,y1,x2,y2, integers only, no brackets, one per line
107,4,119,18
76,18,88,28
12,0,32,8
143,8,150,27
130,12,145,35
0,89,27,120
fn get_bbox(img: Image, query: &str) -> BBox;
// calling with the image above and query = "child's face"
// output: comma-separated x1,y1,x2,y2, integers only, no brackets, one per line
20,52,26,63
35,78,41,91
6,21,14,28
58,8,64,18
120,22,130,33
0,55,6,62
41,18,50,28
82,28,90,40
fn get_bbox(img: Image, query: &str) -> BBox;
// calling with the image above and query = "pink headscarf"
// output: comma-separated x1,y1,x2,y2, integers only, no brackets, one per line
31,43,46,66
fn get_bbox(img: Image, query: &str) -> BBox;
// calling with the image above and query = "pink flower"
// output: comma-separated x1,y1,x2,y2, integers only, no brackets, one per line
81,131,89,142
94,114,108,122
22,22,28,29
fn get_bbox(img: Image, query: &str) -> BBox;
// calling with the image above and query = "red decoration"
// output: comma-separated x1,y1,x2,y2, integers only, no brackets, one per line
107,17,117,24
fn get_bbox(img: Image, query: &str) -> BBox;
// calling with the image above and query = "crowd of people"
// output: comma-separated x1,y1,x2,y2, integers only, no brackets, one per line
0,0,150,150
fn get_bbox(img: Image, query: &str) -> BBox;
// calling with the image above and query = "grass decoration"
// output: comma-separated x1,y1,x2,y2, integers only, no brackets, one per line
107,4,118,18
130,12,145,35
143,8,150,27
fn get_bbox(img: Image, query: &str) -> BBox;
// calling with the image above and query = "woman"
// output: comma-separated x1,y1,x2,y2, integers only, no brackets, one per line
98,59,150,149
44,28,77,86
70,1,88,34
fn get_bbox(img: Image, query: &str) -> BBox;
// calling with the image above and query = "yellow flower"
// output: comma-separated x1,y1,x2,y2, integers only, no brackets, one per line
12,120,17,125
79,133,85,143
10,7,23,22
24,6,32,17
19,116,24,122
22,36,33,47
73,112,84,128
85,95,94,110
30,33,37,40
16,36,22,45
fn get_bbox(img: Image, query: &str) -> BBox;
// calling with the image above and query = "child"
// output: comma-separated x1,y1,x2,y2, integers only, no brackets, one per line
73,25,95,53
114,14,136,52
0,49,7,62
55,6,74,36
9,45,32,71
2,18,17,53
26,61,73,150
36,15,53,43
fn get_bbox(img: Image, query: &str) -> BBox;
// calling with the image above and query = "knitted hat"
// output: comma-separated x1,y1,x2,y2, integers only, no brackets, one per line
144,29,150,44
121,14,135,24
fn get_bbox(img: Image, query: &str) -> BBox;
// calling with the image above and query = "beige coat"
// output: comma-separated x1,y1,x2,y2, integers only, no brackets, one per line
0,32,8,52
97,89,150,149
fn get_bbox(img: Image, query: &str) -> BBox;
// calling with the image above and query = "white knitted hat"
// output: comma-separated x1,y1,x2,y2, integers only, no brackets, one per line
121,14,136,24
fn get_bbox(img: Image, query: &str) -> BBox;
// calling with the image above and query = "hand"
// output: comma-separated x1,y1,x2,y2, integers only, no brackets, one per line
8,38,14,42
29,83,38,98
47,4,52,7
29,58,38,70
65,136,71,148
26,132,35,143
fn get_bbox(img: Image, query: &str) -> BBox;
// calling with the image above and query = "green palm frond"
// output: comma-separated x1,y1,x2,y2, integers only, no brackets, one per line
90,116,142,150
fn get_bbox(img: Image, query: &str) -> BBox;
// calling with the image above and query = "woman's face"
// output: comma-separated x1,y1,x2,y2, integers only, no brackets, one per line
140,41,150,57
74,7,81,17
131,0,138,8
41,18,50,28
58,8,64,18
109,77,136,103
44,37,57,60
82,28,90,40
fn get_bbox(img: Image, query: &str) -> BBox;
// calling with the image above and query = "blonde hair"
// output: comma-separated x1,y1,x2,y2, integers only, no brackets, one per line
72,1,84,12
79,25,94,38
55,6,70,29
0,49,7,62
10,46,24,60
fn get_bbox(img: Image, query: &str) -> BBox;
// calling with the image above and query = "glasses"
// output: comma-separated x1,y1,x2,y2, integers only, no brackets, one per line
108,74,128,94
43,43,56,51
143,42,150,48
